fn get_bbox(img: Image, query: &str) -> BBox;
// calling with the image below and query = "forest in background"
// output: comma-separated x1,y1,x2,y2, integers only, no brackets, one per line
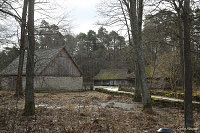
0,0,200,131
1,7,200,88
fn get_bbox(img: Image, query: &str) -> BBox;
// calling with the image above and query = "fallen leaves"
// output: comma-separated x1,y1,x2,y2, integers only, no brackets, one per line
0,90,199,133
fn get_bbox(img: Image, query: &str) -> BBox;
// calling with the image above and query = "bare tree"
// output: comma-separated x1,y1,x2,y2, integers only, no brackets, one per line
15,0,28,97
0,0,21,22
0,0,25,97
148,0,195,129
97,0,142,101
183,0,194,130
23,0,35,116
129,0,152,110
1,0,72,97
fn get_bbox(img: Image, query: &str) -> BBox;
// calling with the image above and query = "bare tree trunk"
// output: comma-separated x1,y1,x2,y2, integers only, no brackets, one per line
119,0,132,46
179,21,184,86
120,0,142,101
134,63,142,101
15,0,28,97
129,0,152,110
173,0,184,86
137,0,152,110
23,0,35,116
183,0,194,131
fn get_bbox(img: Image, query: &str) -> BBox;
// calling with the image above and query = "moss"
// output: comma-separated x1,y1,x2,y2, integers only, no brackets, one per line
151,97,161,100
184,129,195,133
151,90,200,102
23,102,35,116
151,97,185,109
95,72,121,80
165,93,172,97
96,88,200,109
102,73,120,79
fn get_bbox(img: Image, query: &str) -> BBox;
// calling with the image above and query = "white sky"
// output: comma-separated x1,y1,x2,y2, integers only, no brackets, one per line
0,0,103,49
0,0,159,45
45,0,102,34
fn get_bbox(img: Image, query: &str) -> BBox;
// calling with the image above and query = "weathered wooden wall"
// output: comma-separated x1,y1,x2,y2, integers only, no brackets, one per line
1,76,16,90
1,76,83,90
0,48,83,90
41,49,81,77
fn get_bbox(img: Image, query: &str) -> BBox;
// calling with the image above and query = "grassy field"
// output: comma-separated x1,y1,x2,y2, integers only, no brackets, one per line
0,90,199,133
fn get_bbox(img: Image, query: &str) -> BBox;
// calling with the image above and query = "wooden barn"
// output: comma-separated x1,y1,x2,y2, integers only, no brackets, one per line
0,47,83,91
93,69,134,86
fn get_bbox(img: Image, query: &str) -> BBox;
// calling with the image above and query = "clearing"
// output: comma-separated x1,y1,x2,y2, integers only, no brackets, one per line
0,90,199,133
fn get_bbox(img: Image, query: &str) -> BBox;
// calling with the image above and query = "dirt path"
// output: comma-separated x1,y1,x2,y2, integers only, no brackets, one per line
96,86,200,105
151,95,200,104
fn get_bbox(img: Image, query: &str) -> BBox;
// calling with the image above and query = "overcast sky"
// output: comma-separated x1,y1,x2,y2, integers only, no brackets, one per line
46,0,102,34
0,0,103,49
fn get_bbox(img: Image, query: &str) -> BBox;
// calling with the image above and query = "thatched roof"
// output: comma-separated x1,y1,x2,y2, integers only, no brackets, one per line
0,47,81,76
94,69,134,80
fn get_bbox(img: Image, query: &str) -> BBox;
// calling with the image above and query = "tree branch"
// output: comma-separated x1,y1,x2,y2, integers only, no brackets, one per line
0,8,21,22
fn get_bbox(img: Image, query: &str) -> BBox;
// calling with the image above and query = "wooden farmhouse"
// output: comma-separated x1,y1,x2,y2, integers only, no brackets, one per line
0,47,83,91
93,69,135,86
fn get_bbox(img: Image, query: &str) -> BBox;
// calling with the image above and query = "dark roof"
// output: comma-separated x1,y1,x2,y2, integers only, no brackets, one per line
0,47,81,76
94,69,134,80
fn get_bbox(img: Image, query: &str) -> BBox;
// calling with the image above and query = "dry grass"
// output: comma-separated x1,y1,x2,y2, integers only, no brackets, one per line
0,90,199,133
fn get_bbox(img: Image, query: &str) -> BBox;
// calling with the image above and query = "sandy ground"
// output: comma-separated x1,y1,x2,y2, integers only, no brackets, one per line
0,90,199,133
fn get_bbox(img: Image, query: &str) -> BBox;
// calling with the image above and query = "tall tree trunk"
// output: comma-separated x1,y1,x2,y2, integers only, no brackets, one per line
134,63,142,101
121,0,142,101
137,0,152,110
183,0,194,131
119,0,132,46
23,0,35,116
179,22,184,86
129,0,152,110
15,0,28,97
172,0,184,87
177,7,184,87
